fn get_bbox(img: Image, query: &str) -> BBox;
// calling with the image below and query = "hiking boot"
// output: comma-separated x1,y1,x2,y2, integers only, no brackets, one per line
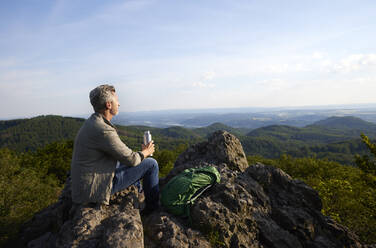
140,204,160,216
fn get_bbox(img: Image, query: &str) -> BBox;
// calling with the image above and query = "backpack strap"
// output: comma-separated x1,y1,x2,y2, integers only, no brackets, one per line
189,183,214,204
186,183,217,225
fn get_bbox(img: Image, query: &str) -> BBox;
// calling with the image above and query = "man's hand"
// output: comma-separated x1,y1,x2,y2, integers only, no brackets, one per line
141,141,155,158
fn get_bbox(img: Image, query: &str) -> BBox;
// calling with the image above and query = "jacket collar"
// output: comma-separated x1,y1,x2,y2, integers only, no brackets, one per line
94,112,116,129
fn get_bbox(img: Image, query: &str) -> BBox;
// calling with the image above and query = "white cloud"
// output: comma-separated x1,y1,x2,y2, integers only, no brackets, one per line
258,78,291,91
312,52,325,60
265,64,289,74
319,59,333,68
193,81,215,88
328,54,376,73
188,71,217,89
203,71,215,80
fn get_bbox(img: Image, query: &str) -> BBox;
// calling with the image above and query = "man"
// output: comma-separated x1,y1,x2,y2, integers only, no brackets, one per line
71,84,159,213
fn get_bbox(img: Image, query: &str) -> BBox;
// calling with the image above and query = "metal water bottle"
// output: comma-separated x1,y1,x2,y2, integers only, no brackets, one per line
143,130,153,156
143,130,152,145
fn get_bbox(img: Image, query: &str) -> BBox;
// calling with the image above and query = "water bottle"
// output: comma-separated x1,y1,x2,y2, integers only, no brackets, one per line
143,131,153,156
143,130,152,145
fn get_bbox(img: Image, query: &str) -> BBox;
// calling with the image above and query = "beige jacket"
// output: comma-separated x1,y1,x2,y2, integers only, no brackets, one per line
71,113,143,205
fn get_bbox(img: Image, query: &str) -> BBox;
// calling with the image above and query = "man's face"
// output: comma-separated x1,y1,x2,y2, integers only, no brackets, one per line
110,92,120,116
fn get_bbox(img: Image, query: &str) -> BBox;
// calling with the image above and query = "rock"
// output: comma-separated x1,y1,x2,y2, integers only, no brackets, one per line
162,130,248,185
143,212,211,248
18,181,144,248
27,232,54,248
175,130,248,172
17,130,372,248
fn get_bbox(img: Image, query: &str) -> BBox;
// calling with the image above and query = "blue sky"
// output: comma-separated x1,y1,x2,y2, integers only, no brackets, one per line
1,0,376,119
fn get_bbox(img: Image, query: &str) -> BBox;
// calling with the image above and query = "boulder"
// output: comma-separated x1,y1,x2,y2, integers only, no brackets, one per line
175,130,248,172
18,180,144,248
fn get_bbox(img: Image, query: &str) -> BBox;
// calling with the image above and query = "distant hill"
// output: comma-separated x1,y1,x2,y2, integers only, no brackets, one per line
0,116,203,152
193,122,249,137
237,116,376,164
247,125,302,140
0,115,373,165
0,115,84,152
310,116,376,131
180,113,317,129
159,126,200,139
247,116,376,144
114,105,376,128
0,119,25,131
246,124,349,145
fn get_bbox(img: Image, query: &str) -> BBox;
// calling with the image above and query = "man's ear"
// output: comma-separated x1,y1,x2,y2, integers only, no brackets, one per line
105,101,112,110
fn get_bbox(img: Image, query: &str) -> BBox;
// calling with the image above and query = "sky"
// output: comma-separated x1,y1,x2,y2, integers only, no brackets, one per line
1,0,376,119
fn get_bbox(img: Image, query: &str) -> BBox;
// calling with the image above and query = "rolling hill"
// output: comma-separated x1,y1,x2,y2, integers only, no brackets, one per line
247,116,376,145
309,116,376,131
0,115,373,165
192,122,249,137
0,115,85,151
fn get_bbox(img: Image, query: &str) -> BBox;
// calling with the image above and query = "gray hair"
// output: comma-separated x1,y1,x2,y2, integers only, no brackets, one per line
89,84,116,112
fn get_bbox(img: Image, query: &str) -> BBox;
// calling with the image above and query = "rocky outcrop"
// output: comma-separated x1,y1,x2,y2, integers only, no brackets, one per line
175,130,248,172
18,130,371,248
18,180,144,248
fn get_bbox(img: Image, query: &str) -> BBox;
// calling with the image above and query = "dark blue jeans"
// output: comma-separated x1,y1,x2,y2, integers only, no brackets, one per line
111,158,159,210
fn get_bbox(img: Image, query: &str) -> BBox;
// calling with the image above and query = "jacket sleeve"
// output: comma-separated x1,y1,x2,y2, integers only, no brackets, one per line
100,128,143,167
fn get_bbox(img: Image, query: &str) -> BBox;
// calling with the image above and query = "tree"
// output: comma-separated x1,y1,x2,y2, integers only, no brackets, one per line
153,143,188,178
0,148,61,246
355,133,376,175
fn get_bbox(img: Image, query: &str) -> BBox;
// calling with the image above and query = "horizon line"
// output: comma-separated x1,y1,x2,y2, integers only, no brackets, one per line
3,102,376,121
119,102,376,114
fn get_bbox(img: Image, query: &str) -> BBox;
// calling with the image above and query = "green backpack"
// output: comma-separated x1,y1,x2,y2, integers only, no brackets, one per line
161,166,221,218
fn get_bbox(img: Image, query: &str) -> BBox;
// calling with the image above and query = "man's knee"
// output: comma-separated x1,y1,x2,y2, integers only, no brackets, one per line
144,157,159,170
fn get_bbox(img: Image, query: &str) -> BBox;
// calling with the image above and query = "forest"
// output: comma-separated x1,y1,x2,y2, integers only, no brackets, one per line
0,115,375,246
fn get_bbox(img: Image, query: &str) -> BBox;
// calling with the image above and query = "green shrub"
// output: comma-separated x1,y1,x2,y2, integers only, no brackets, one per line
0,148,61,246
